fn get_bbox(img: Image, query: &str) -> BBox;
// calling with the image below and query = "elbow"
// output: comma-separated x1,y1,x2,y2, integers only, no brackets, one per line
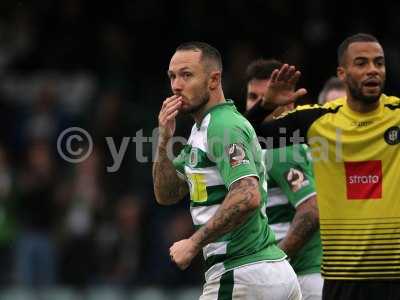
154,191,170,206
154,191,182,205
154,194,166,205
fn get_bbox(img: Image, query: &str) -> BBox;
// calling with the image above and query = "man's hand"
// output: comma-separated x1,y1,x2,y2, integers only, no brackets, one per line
153,94,188,205
262,64,308,108
169,238,201,270
158,95,182,146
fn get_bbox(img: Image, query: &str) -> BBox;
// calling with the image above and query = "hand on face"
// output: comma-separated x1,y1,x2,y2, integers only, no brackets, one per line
158,95,182,144
169,238,200,270
263,64,307,107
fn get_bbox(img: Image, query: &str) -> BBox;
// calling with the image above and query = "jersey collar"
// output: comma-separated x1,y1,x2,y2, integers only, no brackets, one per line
343,94,385,118
196,99,235,129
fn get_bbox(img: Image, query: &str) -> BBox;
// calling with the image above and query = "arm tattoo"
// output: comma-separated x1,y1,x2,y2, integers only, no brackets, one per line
278,196,319,257
190,177,260,248
153,145,188,204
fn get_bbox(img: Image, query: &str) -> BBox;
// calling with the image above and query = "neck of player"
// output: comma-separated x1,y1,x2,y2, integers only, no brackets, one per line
347,96,380,113
193,88,225,125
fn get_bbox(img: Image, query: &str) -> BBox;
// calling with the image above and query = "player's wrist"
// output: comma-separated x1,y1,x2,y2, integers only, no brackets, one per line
158,126,174,145
261,97,279,110
157,132,172,149
189,235,203,251
157,137,170,150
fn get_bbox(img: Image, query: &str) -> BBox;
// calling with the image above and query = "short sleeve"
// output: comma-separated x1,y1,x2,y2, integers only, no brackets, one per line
208,124,260,189
267,145,316,207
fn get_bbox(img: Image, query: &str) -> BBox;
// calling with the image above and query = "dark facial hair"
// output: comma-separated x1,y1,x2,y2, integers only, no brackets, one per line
346,76,383,104
180,80,210,114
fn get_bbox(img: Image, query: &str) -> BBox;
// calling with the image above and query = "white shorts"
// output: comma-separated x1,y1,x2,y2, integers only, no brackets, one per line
200,260,302,300
297,273,323,300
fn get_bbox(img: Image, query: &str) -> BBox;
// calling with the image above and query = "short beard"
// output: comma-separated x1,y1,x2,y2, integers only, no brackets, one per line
180,83,210,115
184,92,210,114
347,77,382,104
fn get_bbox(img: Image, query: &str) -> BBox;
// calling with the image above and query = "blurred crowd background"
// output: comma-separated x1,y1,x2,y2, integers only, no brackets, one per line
0,0,399,298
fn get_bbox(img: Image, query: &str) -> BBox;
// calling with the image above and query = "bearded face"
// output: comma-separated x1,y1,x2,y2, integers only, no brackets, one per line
346,73,384,104
169,50,211,116
177,78,210,115
338,41,386,105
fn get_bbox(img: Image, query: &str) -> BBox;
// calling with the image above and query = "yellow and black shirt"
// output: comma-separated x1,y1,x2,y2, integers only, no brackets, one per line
246,95,400,280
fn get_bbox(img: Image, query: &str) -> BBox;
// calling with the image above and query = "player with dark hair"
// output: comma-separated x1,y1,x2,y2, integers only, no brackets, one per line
245,33,400,300
245,59,283,111
153,42,301,299
245,58,323,300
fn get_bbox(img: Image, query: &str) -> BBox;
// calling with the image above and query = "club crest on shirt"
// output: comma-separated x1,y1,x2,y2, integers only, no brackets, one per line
188,148,198,167
227,143,248,167
384,126,400,145
285,168,309,192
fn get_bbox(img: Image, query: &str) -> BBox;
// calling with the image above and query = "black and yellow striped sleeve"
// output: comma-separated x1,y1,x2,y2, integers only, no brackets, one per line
245,101,340,147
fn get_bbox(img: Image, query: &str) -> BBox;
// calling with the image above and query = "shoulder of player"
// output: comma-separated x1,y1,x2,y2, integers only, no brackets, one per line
382,94,400,109
270,101,341,121
207,108,252,137
273,98,344,122
296,98,344,112
269,144,310,162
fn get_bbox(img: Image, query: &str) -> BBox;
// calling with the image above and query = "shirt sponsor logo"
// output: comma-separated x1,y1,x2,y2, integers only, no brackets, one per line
348,175,380,184
384,126,400,145
344,160,382,200
285,168,309,192
227,143,248,167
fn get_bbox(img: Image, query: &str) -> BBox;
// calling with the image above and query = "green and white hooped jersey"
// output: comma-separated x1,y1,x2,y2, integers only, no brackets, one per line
264,145,322,275
173,100,285,280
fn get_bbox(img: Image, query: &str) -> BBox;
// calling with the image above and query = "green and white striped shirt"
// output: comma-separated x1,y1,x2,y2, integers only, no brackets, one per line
264,145,321,275
173,100,285,280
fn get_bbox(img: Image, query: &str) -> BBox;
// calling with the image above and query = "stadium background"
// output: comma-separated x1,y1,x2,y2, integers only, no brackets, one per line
0,0,398,299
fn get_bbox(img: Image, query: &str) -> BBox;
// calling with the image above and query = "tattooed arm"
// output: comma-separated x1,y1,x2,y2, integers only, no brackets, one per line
153,95,189,205
278,195,319,257
153,143,188,205
169,176,260,269
190,176,261,246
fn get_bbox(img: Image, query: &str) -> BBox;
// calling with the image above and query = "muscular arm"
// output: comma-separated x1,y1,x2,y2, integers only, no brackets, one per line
153,95,189,205
190,176,260,248
278,195,319,257
152,143,189,205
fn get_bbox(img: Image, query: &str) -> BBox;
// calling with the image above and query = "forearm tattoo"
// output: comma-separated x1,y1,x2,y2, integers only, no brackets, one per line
153,146,188,202
279,196,319,257
191,177,259,247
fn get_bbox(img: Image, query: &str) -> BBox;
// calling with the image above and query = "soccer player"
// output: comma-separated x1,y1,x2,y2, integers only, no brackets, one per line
153,42,301,299
245,33,400,300
245,59,323,300
317,76,346,104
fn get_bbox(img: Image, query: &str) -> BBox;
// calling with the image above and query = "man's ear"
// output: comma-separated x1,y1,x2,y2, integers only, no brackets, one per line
209,71,221,90
337,66,345,81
